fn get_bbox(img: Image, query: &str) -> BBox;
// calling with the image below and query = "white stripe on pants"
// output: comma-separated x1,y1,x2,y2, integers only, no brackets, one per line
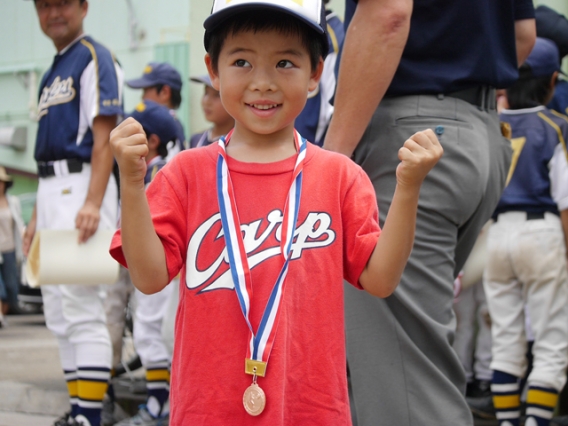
484,211,568,391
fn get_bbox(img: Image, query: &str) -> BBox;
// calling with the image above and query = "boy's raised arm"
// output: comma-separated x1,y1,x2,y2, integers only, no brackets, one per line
110,118,170,294
359,129,443,297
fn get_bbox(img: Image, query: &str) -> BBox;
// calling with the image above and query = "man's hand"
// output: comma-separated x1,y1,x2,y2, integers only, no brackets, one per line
76,199,101,243
396,129,443,189
110,117,148,186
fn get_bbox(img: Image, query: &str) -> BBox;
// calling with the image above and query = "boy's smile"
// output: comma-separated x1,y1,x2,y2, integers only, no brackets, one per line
206,29,323,156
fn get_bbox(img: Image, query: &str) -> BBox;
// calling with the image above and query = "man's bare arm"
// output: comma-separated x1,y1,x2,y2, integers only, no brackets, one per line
323,0,412,157
76,114,117,243
515,18,536,66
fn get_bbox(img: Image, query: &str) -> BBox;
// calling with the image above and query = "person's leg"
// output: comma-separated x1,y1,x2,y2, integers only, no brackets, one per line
160,278,179,358
1,251,20,313
348,95,506,426
37,169,118,426
104,266,134,369
484,214,529,426
521,214,568,426
453,284,477,387
41,284,80,419
61,284,112,426
474,281,493,384
115,286,173,425
0,259,8,323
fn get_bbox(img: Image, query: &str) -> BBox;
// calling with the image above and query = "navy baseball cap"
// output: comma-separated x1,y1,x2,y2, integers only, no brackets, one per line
126,62,183,92
203,0,328,54
128,100,178,145
524,37,562,78
190,75,214,88
536,6,568,59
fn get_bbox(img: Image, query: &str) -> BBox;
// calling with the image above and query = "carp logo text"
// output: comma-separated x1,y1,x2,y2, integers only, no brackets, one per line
186,210,336,293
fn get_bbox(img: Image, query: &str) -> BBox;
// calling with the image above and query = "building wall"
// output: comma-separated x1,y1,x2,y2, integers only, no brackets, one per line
0,0,561,193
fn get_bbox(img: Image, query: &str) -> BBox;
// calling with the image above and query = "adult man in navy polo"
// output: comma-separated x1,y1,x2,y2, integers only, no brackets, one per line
324,1,536,425
22,1,123,425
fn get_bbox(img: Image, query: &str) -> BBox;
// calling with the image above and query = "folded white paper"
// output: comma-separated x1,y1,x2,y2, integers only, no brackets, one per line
26,229,119,288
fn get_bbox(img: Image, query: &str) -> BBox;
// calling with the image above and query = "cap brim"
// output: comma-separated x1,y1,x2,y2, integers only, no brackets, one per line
190,76,213,87
125,77,155,89
204,3,327,51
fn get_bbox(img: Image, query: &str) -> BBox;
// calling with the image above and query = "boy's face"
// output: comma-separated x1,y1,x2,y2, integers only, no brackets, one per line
202,85,233,126
35,0,87,51
142,86,172,109
206,29,323,139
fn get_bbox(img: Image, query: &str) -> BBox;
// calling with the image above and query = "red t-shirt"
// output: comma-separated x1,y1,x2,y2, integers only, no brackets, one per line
110,142,380,425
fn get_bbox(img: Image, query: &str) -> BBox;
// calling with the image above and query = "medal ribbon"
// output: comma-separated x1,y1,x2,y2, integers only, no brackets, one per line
216,129,306,370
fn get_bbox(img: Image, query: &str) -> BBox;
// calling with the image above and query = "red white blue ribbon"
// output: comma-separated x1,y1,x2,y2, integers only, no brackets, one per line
216,129,306,369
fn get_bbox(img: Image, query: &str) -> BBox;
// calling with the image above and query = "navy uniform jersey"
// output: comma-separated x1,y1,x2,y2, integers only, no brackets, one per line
189,129,225,148
548,79,568,117
294,11,345,146
497,106,568,216
35,35,123,163
145,156,167,187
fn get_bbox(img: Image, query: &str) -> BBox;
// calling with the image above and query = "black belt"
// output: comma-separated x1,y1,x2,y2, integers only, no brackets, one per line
496,211,546,221
37,158,83,178
445,86,497,111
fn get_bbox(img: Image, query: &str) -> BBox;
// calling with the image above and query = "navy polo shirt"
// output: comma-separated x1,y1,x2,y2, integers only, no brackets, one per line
345,0,535,95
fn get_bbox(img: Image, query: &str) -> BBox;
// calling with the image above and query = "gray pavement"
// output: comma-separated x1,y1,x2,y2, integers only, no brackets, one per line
0,314,68,425
0,313,502,426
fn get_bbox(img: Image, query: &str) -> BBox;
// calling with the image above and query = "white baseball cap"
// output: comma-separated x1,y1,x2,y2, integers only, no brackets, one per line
203,0,328,52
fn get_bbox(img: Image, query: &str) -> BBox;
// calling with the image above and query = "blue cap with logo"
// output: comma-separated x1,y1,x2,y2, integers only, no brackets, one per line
126,62,183,92
128,100,179,145
524,37,562,78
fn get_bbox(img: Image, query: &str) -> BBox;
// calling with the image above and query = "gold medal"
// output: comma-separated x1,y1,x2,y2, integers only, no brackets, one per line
243,382,266,416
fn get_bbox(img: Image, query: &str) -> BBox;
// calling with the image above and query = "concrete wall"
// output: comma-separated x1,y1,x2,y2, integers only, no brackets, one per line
0,0,560,187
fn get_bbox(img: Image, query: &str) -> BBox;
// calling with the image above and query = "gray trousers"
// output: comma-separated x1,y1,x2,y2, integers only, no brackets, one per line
346,94,511,426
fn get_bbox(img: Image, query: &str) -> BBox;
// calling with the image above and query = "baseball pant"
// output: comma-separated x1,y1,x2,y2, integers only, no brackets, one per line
104,266,135,367
160,278,179,357
484,211,568,391
454,279,493,383
37,164,118,377
134,284,173,366
347,94,511,426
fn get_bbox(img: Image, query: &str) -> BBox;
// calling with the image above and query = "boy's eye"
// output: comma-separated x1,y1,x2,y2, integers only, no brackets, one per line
234,59,250,67
277,60,294,69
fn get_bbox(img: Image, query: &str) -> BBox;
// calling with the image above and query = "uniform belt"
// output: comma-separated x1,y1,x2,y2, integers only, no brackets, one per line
444,86,497,111
37,158,83,178
496,211,546,221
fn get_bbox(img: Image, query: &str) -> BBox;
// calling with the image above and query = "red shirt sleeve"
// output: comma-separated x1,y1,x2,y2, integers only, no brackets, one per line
341,166,381,288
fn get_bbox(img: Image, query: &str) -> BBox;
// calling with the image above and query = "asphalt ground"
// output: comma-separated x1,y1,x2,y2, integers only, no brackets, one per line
0,313,528,426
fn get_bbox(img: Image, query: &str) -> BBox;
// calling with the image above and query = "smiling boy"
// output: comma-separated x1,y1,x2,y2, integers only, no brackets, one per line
109,0,442,424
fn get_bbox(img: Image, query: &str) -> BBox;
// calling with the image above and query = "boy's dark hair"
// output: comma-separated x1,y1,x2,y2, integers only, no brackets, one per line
144,129,169,159
506,64,556,109
154,84,182,109
206,9,326,73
